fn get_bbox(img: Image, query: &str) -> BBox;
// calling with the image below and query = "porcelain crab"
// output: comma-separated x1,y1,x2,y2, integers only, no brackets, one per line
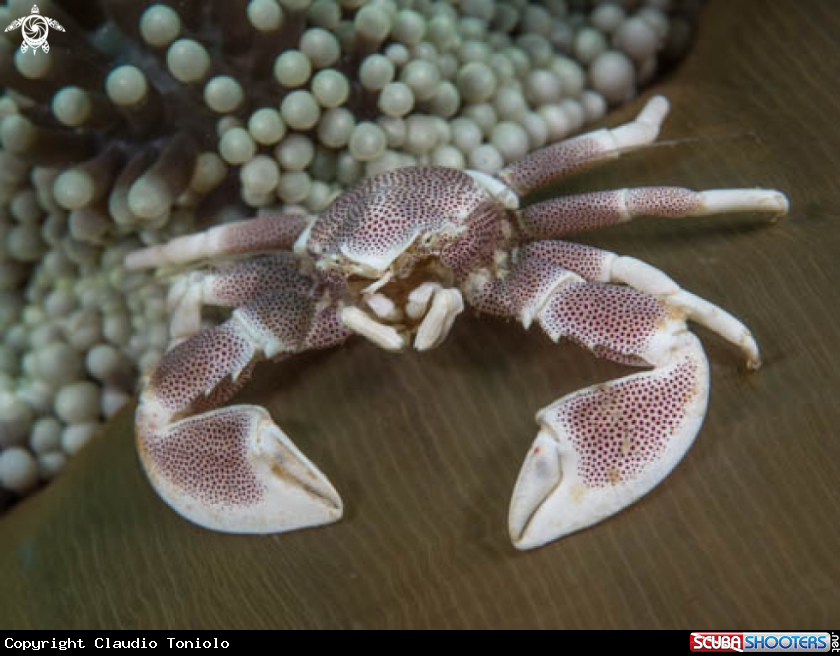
126,96,788,550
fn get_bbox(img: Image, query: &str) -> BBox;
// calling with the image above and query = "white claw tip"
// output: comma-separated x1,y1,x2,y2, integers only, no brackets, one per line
639,95,670,127
771,191,790,217
695,189,791,218
743,336,761,371
611,95,671,149
754,190,789,216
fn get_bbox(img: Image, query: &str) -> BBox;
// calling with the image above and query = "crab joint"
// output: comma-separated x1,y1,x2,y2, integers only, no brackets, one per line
464,170,520,209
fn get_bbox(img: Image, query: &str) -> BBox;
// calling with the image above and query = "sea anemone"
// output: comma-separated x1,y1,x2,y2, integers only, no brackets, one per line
0,0,702,502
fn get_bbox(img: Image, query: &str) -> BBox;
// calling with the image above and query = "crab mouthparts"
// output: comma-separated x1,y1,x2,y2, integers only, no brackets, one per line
339,278,465,353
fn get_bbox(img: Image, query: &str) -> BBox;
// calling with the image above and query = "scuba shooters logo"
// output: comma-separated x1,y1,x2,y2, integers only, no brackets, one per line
691,634,745,653
4,5,65,55
690,633,835,653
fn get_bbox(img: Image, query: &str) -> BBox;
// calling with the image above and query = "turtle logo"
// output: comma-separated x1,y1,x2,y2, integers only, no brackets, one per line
4,5,65,55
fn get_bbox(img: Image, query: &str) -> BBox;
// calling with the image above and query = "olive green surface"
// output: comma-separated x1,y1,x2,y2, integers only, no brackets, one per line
2,0,839,629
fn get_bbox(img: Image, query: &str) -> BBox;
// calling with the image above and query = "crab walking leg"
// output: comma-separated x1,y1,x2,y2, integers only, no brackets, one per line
166,254,317,344
519,241,763,368
465,256,711,550
518,187,790,239
125,213,311,270
136,291,350,533
496,95,671,198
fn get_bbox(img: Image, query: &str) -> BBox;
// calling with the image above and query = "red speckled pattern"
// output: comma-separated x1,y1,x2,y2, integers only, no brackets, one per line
505,254,576,319
145,408,265,506
591,344,650,367
150,322,255,413
208,254,315,307
304,305,352,351
520,187,702,238
234,292,316,354
543,358,700,487
521,190,625,237
626,187,701,217
221,214,308,255
308,167,488,266
466,245,705,492
232,290,350,355
466,252,667,364
539,282,667,361
441,201,505,276
519,241,612,283
464,245,603,318
464,273,512,317
140,285,348,512
498,134,606,197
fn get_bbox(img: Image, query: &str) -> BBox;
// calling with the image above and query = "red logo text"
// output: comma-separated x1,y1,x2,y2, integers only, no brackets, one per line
691,633,744,653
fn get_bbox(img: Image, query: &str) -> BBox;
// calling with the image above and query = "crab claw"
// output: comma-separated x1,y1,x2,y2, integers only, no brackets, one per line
138,404,343,534
509,333,709,550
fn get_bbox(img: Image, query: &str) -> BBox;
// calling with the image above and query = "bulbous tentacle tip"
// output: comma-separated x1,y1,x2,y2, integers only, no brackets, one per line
509,334,710,551
137,404,343,535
